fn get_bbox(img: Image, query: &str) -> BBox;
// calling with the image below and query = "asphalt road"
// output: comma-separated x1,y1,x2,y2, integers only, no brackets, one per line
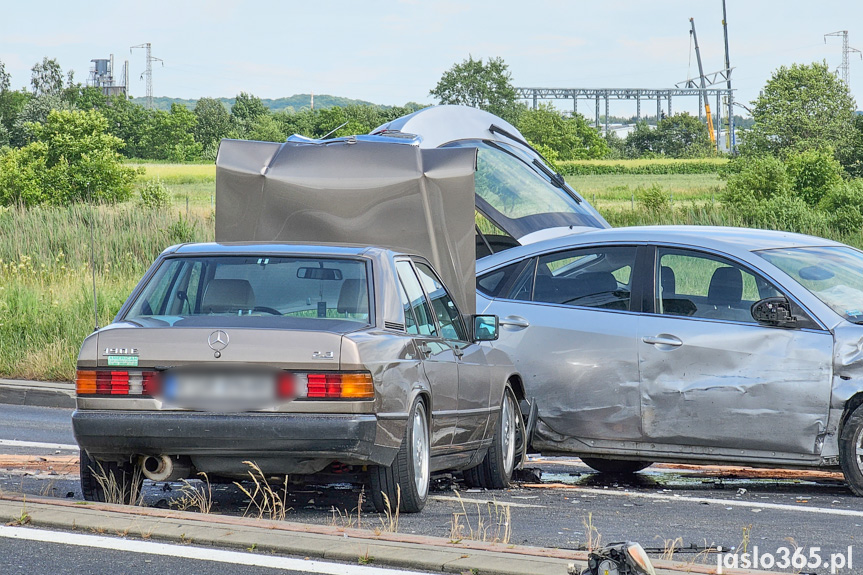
0,525,432,575
1,404,861,573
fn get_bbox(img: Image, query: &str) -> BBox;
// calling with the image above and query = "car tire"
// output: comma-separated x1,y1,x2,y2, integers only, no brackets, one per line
370,397,429,513
80,449,143,505
580,457,652,475
839,404,863,497
463,386,520,489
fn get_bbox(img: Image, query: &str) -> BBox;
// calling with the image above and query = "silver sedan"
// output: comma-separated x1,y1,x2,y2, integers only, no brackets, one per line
477,225,863,496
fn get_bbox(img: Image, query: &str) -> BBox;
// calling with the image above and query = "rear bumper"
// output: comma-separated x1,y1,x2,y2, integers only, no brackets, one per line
72,410,401,471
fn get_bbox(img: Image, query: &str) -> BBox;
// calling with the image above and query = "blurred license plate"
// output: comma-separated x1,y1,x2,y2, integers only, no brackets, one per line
162,369,276,408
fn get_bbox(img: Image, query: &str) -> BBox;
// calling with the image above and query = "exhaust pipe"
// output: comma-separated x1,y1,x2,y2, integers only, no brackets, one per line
139,455,191,482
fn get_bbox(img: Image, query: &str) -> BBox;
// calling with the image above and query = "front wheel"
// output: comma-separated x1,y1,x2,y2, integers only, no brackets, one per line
463,386,521,489
839,404,863,497
370,397,430,513
80,450,144,505
580,457,652,475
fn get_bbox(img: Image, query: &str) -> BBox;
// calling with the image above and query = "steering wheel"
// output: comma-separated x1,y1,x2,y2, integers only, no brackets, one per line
252,306,282,316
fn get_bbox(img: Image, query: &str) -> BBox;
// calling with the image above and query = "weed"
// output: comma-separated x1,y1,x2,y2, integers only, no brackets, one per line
378,484,400,534
739,524,753,554
234,461,291,521
89,461,144,506
660,536,683,561
583,512,602,552
140,528,153,539
7,498,30,526
248,543,257,552
358,548,374,565
447,491,511,545
174,472,213,514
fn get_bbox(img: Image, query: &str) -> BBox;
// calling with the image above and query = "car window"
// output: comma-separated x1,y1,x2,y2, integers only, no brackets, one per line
655,248,780,323
414,261,468,341
395,260,438,337
513,246,637,311
477,261,523,297
124,256,371,326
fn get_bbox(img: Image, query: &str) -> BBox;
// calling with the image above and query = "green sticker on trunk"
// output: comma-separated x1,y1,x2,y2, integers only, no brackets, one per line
107,355,138,367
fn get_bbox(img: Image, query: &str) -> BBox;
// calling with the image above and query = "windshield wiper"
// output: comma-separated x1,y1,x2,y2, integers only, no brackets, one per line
488,124,579,202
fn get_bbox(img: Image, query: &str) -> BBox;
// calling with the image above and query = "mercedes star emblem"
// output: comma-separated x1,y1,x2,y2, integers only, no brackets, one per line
208,330,230,352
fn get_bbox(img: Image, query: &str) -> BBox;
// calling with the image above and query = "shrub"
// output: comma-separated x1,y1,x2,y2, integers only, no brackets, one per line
138,178,171,209
821,180,863,234
722,155,790,206
636,184,670,213
785,148,843,207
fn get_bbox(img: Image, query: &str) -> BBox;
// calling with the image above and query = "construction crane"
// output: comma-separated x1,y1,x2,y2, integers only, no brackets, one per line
690,18,716,146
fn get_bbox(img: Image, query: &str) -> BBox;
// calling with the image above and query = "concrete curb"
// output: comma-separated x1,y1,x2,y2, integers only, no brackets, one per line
0,494,785,575
0,379,75,408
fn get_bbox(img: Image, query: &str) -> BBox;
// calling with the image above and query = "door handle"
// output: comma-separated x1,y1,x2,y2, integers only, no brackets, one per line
452,346,464,359
499,315,530,329
642,335,683,347
417,343,432,357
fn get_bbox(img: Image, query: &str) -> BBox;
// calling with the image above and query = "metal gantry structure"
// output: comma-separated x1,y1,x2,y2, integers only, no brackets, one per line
824,31,862,90
130,43,163,109
515,86,734,150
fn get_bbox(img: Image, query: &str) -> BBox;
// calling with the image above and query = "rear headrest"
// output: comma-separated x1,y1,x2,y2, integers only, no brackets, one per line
202,279,256,313
337,279,368,314
708,267,743,306
660,265,676,296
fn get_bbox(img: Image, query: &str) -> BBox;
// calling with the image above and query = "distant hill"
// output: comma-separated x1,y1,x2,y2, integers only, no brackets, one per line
138,94,382,112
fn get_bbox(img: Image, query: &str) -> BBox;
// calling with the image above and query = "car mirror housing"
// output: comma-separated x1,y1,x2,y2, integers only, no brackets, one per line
751,297,797,327
473,314,499,342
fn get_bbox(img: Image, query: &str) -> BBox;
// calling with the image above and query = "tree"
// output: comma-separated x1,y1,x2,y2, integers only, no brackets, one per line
11,93,74,146
516,103,608,160
0,109,138,206
193,97,232,152
430,56,522,124
742,62,856,156
98,95,150,158
230,92,268,137
139,103,202,162
30,57,64,97
0,60,9,93
785,148,843,207
623,113,711,158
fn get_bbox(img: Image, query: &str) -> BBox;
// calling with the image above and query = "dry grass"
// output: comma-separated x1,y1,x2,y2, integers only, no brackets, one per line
90,461,144,506
378,485,400,534
448,491,512,545
175,473,213,514
234,461,291,521
583,512,602,552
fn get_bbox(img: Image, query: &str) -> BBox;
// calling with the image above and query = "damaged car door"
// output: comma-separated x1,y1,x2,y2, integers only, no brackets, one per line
637,246,833,458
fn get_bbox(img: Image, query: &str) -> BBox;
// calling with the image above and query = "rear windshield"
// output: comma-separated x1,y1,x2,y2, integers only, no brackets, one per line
122,256,371,329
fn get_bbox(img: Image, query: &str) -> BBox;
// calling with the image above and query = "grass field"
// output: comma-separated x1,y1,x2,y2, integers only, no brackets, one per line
567,173,724,211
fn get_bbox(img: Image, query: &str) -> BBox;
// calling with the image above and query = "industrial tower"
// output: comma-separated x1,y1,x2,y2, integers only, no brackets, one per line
824,31,862,89
130,43,163,109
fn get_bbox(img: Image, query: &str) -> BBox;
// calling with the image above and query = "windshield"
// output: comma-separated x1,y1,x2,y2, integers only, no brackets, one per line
123,256,371,328
442,140,608,238
756,245,863,324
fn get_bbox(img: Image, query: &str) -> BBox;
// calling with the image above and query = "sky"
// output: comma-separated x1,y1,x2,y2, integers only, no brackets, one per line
2,0,863,119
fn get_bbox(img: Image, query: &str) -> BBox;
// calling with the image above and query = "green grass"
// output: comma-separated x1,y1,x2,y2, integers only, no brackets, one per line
0,204,213,381
568,173,724,210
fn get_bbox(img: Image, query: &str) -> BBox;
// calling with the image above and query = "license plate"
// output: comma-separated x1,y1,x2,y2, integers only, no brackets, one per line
161,368,277,410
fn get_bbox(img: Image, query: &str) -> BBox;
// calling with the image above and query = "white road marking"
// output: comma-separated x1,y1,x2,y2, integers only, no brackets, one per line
431,495,546,508
573,487,863,518
0,525,429,575
0,439,78,451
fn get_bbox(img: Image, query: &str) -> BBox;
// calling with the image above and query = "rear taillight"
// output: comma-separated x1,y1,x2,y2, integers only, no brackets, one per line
75,369,374,400
300,372,374,399
76,370,158,396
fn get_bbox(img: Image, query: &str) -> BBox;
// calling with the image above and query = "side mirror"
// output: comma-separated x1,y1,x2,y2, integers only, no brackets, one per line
472,314,499,342
751,297,797,327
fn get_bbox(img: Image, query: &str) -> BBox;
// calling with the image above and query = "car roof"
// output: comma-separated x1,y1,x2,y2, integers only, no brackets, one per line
163,242,399,258
477,225,849,271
